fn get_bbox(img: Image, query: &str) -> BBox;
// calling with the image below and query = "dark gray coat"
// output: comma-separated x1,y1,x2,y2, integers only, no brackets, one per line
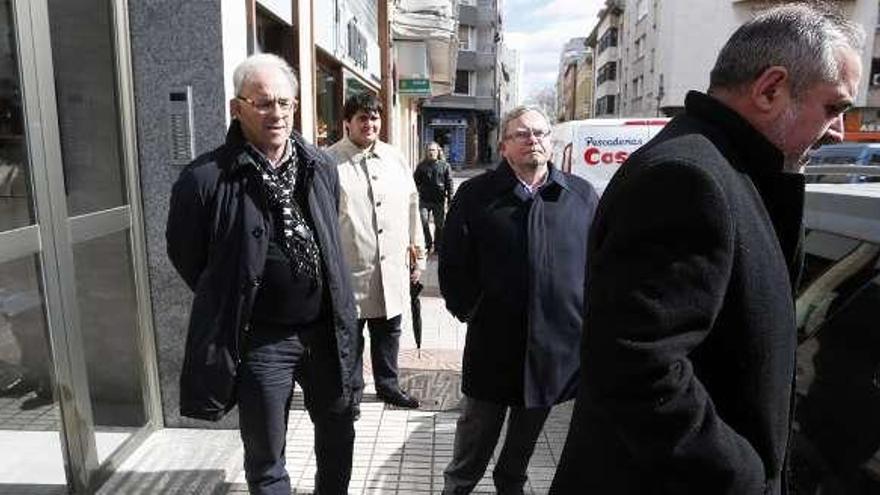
551,91,804,494
440,162,598,408
166,122,358,421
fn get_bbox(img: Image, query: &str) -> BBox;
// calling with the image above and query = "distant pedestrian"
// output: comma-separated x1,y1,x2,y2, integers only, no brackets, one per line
166,53,358,494
551,4,864,494
326,93,425,411
440,105,599,494
413,141,454,254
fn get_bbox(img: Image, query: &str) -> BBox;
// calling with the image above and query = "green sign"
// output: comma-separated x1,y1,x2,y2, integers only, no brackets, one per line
399,78,431,95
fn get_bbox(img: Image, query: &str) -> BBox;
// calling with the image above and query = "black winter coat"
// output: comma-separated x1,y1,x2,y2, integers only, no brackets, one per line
413,158,454,205
551,91,804,494
166,121,358,421
440,162,599,408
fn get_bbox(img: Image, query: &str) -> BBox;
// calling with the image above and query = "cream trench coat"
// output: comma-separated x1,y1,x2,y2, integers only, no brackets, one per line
327,137,426,319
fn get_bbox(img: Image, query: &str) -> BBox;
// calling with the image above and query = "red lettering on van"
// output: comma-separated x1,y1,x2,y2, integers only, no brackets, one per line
584,147,629,166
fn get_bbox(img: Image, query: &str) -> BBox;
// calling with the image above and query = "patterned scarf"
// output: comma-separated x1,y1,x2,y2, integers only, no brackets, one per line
248,142,323,285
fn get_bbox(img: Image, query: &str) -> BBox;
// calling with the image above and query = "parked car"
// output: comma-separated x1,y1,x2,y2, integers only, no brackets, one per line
805,143,880,184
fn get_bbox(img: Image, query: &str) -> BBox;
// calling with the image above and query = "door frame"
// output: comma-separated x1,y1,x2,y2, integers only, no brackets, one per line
10,0,161,491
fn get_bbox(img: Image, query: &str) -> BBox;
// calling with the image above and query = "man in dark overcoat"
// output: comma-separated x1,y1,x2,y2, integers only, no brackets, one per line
166,53,358,495
551,4,864,494
439,105,599,494
413,141,454,253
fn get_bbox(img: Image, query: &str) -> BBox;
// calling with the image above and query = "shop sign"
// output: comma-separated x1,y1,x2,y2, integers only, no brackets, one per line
398,78,431,95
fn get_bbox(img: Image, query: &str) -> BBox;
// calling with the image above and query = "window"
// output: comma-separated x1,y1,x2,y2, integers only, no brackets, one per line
596,95,616,115
598,27,618,55
597,62,617,85
454,70,474,95
636,34,646,59
458,25,475,51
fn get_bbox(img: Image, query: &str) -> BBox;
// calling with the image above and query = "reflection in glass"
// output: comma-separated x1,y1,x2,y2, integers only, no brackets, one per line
316,64,341,148
793,231,880,494
0,255,66,488
47,0,127,216
73,230,145,463
0,0,35,231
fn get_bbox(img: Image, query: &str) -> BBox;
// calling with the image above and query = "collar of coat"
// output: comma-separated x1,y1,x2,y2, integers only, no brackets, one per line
490,160,569,201
221,119,325,177
333,136,398,164
684,91,785,176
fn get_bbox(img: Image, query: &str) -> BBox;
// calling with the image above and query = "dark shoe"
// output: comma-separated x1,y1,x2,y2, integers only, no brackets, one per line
21,393,54,410
0,377,32,398
378,389,420,409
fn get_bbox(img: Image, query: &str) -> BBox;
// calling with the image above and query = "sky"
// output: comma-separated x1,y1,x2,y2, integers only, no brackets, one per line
503,0,605,101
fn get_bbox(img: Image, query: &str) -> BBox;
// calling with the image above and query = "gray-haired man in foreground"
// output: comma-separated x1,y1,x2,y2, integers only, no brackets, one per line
551,4,863,494
167,53,358,494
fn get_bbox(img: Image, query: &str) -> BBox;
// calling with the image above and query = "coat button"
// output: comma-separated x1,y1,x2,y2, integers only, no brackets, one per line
378,228,384,234
252,227,264,238
242,323,251,333
376,201,382,207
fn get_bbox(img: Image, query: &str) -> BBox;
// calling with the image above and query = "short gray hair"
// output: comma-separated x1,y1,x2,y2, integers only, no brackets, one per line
709,3,864,98
233,53,299,96
499,105,551,144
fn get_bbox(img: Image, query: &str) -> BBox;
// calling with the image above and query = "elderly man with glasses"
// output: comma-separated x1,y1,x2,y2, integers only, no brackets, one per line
439,105,599,494
166,53,358,495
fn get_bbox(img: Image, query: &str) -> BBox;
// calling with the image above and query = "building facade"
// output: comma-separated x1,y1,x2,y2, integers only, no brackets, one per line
392,0,459,167
498,43,521,119
556,38,593,122
588,1,623,117
421,0,503,168
601,0,879,119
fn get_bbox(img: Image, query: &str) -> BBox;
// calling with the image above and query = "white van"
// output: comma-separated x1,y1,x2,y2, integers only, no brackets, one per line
551,118,669,193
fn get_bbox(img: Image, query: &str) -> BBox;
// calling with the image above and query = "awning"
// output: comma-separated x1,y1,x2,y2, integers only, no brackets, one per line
392,0,458,96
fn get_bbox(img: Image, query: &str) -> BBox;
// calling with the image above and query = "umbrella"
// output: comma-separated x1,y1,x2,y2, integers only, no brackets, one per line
410,279,424,358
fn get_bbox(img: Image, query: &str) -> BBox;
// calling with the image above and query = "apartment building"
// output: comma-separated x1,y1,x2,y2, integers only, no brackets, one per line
556,38,593,122
588,1,623,117
422,0,503,168
606,0,879,119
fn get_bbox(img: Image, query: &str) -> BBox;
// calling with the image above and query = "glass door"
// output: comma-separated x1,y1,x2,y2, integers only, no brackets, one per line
0,1,67,491
1,0,159,492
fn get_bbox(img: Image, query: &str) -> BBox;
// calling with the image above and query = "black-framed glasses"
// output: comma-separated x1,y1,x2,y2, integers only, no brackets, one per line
505,127,551,143
236,95,296,114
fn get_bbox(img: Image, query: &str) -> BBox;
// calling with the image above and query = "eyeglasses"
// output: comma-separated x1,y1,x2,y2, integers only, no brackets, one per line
505,127,551,143
236,96,296,114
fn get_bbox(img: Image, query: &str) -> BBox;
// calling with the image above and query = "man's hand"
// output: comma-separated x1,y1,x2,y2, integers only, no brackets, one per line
410,268,422,283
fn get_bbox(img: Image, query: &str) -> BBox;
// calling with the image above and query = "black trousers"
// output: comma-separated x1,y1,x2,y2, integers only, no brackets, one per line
352,315,403,403
419,201,446,251
237,321,354,495
443,395,551,494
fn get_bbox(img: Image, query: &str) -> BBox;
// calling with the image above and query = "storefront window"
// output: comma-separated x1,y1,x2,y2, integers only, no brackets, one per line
316,63,341,148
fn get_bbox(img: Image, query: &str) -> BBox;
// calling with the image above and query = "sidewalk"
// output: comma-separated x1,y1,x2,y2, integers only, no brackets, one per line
97,256,574,494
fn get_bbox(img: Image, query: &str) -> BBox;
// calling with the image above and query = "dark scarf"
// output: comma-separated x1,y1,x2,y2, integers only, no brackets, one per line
247,141,322,285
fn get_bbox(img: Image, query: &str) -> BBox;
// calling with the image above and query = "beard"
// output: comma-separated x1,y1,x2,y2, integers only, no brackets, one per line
767,104,807,172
